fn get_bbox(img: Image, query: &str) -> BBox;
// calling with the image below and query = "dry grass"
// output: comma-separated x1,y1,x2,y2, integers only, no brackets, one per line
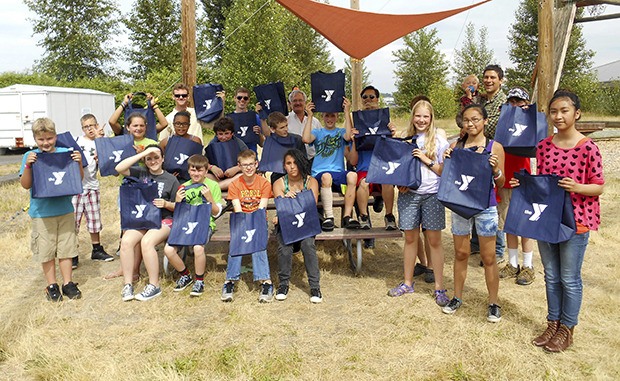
1,143,620,381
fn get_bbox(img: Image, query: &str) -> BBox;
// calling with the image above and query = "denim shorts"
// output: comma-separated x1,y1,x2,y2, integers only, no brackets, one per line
451,206,498,236
397,192,445,231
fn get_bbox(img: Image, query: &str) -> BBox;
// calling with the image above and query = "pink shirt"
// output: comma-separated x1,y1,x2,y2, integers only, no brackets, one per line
536,137,604,231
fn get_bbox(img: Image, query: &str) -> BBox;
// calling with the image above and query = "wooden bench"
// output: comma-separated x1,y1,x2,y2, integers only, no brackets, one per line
576,121,605,134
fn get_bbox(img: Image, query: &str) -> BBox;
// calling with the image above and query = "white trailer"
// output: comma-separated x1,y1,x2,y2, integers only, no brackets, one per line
0,84,115,151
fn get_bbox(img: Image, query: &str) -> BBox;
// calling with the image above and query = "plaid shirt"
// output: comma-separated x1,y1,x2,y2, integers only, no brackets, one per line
483,90,507,139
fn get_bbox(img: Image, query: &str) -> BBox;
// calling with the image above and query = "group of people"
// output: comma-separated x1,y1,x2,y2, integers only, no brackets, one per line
19,64,604,353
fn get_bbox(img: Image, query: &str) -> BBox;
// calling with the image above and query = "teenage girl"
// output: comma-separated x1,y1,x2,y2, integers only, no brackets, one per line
516,90,604,352
441,104,505,323
387,100,450,306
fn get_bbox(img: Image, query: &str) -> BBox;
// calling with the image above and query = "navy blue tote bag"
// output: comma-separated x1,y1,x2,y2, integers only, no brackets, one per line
55,132,87,167
95,134,135,176
274,190,322,245
124,93,157,141
227,111,260,146
168,196,212,246
205,139,240,171
504,170,576,244
311,70,345,113
163,135,204,180
193,83,224,123
254,81,288,120
229,208,269,256
31,151,83,198
437,147,493,219
119,177,162,231
258,135,298,174
494,103,547,157
353,108,391,151
366,136,422,189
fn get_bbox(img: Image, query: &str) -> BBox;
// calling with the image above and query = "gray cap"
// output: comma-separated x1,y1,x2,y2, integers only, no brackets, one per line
507,87,530,102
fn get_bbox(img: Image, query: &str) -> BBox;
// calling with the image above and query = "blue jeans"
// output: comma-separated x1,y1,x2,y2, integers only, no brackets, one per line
538,232,589,328
225,250,271,282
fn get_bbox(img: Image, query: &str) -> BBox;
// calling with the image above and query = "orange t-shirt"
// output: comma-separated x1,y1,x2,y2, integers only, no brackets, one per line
227,175,272,213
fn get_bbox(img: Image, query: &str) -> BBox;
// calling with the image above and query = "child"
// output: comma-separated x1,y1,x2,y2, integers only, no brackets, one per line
263,111,307,184
108,93,168,136
222,149,274,303
441,104,505,323
387,100,450,307
20,118,84,301
521,90,604,352
204,117,248,191
163,154,223,297
160,111,203,183
228,87,266,153
459,74,482,110
302,98,360,230
272,149,322,303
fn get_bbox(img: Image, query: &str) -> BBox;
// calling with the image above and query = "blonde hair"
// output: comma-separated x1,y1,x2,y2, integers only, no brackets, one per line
407,100,438,161
32,117,56,137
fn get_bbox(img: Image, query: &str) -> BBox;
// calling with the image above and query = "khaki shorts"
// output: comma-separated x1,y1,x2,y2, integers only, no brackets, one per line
31,213,78,263
497,187,513,230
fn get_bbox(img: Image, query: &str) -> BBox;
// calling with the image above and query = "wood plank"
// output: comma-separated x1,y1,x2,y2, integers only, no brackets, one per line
209,227,401,242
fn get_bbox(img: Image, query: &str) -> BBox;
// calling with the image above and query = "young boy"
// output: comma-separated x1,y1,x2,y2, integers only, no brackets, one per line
20,118,84,301
227,87,266,153
222,149,274,303
72,114,114,268
264,111,307,184
163,155,223,297
302,98,360,230
204,117,248,191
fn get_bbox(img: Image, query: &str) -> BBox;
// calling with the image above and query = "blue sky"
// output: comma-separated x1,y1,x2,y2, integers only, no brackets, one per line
1,0,617,93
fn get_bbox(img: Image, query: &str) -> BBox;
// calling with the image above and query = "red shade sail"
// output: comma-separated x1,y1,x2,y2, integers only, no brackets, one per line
276,0,491,59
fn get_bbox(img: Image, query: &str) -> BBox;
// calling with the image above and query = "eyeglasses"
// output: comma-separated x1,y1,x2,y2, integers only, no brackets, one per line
361,94,377,100
174,93,189,99
239,162,256,168
173,122,190,127
82,124,97,130
462,118,483,125
236,96,249,101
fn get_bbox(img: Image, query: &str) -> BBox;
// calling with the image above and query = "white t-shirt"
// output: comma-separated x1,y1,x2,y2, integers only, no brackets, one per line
287,112,321,159
159,107,203,143
414,133,450,195
76,136,99,190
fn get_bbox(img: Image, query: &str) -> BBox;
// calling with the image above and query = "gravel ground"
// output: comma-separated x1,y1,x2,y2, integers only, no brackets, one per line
595,139,620,179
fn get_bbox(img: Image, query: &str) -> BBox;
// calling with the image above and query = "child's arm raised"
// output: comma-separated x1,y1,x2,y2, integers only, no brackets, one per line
115,146,160,176
302,102,316,144
109,93,131,136
343,97,353,142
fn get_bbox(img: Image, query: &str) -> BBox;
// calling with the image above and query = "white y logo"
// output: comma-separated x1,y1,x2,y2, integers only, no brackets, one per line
183,222,199,235
204,99,212,110
458,175,474,191
368,127,379,134
242,229,256,243
527,203,548,221
239,126,248,137
293,212,306,228
264,99,272,110
176,153,189,165
111,150,123,162
323,90,335,102
49,171,66,185
512,123,527,137
133,204,147,218
383,162,401,175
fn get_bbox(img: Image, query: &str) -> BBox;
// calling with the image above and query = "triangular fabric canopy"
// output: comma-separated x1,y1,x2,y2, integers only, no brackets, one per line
276,0,491,59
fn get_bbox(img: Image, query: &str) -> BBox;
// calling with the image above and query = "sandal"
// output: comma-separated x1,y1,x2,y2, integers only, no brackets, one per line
387,282,414,297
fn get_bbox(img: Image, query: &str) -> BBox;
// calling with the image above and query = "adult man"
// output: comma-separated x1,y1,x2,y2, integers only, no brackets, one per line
482,64,508,139
228,87,266,153
286,89,321,159
158,83,203,144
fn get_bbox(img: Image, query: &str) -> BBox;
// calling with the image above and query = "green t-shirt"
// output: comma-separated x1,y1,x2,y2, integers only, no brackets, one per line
181,178,223,231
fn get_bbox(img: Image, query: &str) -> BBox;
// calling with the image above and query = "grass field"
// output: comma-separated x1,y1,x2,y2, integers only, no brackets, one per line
0,139,618,380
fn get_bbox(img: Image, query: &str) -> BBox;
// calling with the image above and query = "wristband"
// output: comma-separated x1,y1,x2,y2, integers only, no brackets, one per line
25,164,31,169
426,160,435,168
493,169,503,180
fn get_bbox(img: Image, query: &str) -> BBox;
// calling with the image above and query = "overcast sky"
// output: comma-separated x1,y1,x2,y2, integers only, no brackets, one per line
1,0,617,93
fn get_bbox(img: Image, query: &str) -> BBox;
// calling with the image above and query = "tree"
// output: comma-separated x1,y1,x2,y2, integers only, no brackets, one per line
392,28,450,115
343,58,371,100
124,0,182,80
452,23,495,85
197,0,234,64
24,0,119,81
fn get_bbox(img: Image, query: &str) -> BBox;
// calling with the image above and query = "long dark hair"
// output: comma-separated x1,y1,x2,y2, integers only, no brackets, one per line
282,149,311,179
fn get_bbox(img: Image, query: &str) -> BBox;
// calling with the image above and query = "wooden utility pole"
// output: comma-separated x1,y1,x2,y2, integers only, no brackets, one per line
181,0,197,103
538,0,554,135
350,0,362,110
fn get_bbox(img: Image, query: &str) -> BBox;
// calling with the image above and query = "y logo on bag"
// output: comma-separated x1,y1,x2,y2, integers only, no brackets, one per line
264,99,271,110
381,162,401,175
175,153,189,165
509,123,528,137
183,222,199,235
132,204,147,218
203,99,212,110
292,212,306,228
110,150,124,162
322,90,335,102
48,172,66,185
242,229,256,243
456,175,475,191
367,127,379,135
524,203,548,221
238,126,249,137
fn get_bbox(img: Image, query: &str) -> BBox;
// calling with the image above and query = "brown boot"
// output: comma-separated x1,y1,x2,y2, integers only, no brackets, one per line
544,324,574,352
532,320,559,347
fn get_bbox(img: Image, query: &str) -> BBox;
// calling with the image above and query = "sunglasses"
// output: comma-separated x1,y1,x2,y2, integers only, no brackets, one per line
361,94,377,100
174,93,189,99
236,96,249,101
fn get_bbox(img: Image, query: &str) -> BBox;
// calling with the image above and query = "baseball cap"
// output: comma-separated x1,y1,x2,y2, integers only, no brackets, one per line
507,87,530,102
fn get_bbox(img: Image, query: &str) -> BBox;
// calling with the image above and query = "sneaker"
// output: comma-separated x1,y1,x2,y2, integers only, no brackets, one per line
434,289,450,307
487,304,502,323
373,195,384,213
121,283,134,302
189,280,204,297
442,297,463,315
343,216,361,229
134,284,162,301
275,284,289,301
174,274,194,292
258,282,274,303
499,263,520,279
424,268,435,284
387,282,414,297
384,214,397,230
221,282,234,302
413,263,427,277
61,281,82,300
516,266,535,286
72,256,79,269
115,245,121,257
496,256,506,265
310,288,323,304
359,214,371,229
91,247,114,262
45,283,63,302
363,239,375,249
321,217,335,232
